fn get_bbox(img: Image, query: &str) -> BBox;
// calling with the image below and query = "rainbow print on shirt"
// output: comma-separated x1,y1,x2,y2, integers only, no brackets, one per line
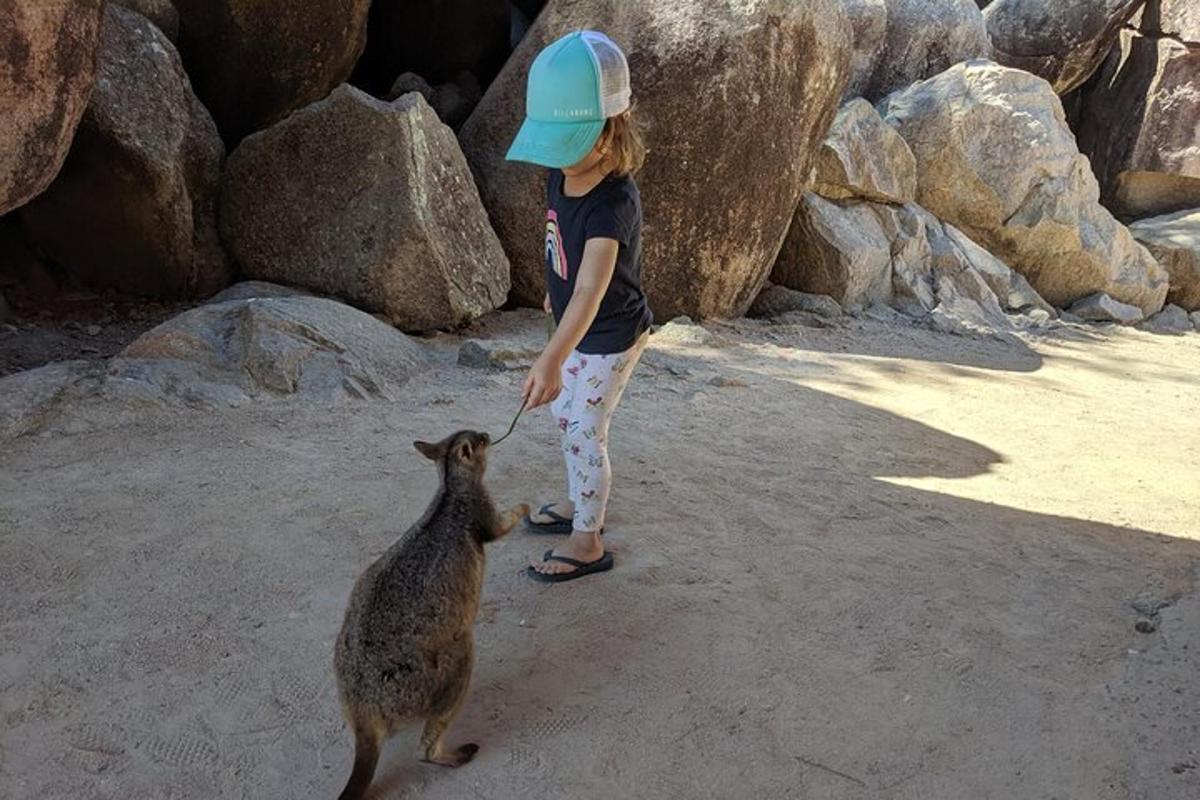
545,208,568,281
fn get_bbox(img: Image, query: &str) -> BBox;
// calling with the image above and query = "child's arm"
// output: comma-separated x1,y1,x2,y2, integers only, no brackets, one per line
522,237,619,408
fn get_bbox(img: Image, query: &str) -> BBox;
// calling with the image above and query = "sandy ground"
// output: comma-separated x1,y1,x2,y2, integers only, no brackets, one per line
2,312,1199,800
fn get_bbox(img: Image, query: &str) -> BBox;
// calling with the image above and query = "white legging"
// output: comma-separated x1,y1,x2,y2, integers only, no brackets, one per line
549,332,649,532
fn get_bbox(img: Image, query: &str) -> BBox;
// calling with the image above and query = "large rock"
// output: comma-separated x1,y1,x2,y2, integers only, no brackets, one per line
20,6,232,300
927,214,1057,321
425,73,484,131
172,0,369,143
814,98,916,205
112,0,178,40
843,0,889,99
749,285,844,320
1134,0,1200,41
985,0,1144,94
942,223,1055,314
221,86,509,331
766,198,894,312
0,1,104,215
773,195,893,309
864,0,991,101
461,0,850,318
120,296,427,401
388,71,484,131
774,189,1056,334
1076,11,1200,219
879,201,1020,332
879,61,1169,315
354,1,511,95
0,297,429,437
877,203,936,313
386,73,436,104
0,361,105,439
1137,303,1193,335
928,257,1017,339
1129,209,1200,310
1067,292,1144,324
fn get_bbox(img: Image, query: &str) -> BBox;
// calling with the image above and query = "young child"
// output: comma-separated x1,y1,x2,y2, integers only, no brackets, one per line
505,30,652,583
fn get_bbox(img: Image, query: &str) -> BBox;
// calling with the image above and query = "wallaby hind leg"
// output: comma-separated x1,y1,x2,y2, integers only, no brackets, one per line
338,713,384,800
419,683,478,767
420,714,478,767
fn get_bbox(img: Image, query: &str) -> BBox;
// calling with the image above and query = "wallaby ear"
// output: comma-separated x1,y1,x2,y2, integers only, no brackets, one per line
457,440,474,462
413,440,441,460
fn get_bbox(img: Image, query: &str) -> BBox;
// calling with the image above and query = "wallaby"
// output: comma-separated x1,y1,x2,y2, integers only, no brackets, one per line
333,430,528,800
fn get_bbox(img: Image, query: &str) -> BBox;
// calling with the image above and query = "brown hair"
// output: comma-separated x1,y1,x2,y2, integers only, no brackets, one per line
599,107,647,177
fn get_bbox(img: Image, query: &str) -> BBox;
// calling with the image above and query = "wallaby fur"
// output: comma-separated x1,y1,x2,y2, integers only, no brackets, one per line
333,430,528,800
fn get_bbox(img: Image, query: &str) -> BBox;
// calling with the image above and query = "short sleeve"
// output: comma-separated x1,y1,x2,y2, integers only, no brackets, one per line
584,191,636,246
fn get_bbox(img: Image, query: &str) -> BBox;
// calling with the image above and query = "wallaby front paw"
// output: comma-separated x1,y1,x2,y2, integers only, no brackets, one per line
492,504,531,539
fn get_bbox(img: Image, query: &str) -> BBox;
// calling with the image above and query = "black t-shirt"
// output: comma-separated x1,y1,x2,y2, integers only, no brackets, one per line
544,169,653,354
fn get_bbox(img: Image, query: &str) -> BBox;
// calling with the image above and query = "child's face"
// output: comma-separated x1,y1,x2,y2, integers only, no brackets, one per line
561,130,610,176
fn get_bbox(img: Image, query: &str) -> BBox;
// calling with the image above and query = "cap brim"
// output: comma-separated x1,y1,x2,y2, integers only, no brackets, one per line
505,117,605,168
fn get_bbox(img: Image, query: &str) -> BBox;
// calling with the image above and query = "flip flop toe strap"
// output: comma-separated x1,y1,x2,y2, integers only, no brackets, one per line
535,504,574,525
540,550,589,569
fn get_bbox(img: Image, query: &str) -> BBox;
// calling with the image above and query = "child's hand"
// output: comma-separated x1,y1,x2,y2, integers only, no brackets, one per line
543,293,552,314
522,353,562,409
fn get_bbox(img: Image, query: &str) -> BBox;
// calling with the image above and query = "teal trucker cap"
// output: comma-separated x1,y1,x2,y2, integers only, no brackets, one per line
505,30,631,168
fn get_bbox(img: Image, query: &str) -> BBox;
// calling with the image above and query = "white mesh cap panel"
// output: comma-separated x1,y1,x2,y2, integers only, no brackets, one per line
581,31,631,117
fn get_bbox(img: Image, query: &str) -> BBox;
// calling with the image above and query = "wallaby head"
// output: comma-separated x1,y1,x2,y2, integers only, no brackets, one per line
413,429,491,482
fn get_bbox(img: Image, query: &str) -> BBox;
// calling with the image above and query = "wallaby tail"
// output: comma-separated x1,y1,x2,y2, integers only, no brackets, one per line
337,715,382,800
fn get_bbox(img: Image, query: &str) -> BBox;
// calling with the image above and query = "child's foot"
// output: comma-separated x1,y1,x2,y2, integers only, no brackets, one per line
528,501,574,525
530,530,604,577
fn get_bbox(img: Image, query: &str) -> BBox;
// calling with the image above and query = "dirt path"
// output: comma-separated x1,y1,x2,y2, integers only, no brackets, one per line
2,314,1198,799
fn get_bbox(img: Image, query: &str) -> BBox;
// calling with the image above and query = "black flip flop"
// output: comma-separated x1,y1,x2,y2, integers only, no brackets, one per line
524,504,606,536
526,549,614,583
524,504,572,535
